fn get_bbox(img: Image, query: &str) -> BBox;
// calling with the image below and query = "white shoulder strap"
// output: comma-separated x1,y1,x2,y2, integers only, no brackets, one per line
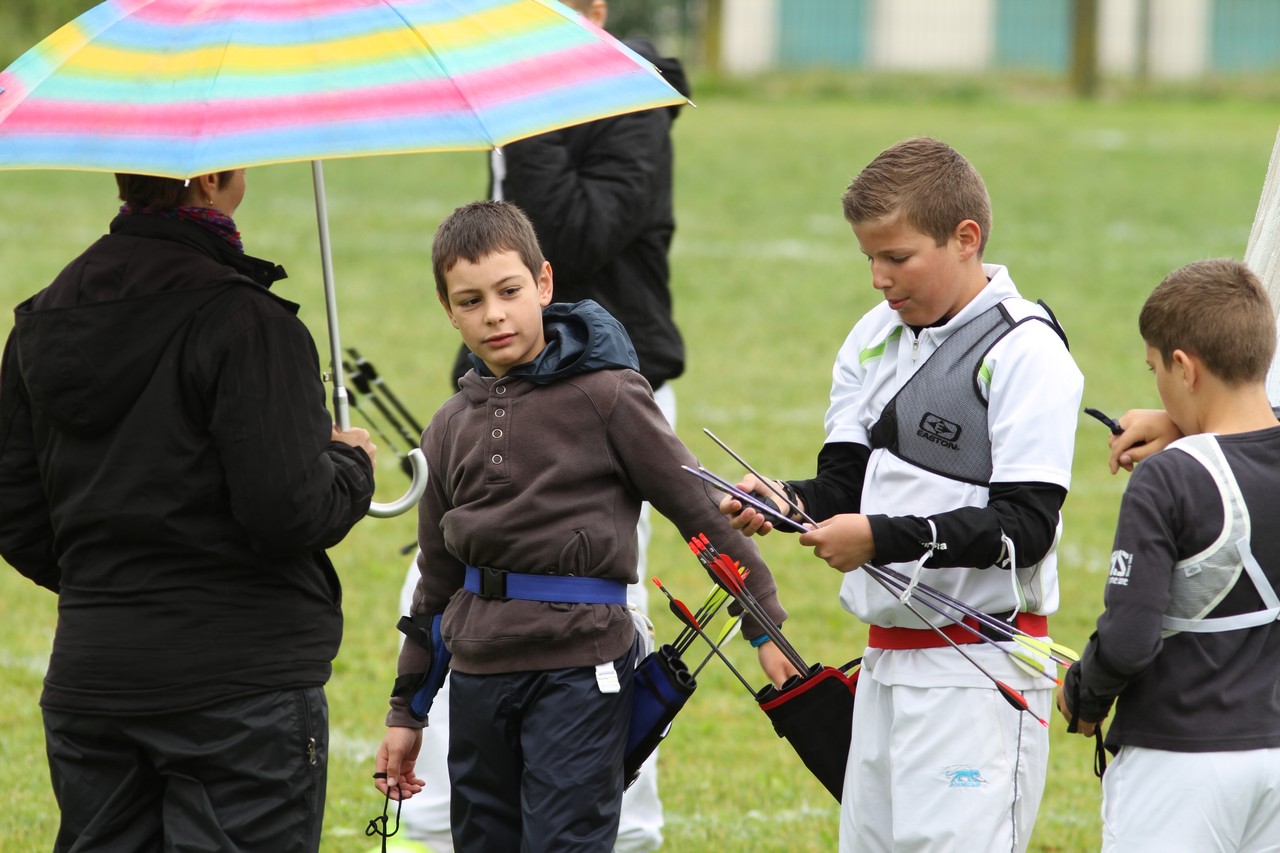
1162,435,1280,634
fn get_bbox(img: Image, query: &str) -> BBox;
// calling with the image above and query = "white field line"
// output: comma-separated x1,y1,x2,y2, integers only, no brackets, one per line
662,801,837,842
0,650,50,676
330,727,383,763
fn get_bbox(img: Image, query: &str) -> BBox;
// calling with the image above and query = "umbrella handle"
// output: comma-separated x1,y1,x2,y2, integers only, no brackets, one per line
367,447,428,518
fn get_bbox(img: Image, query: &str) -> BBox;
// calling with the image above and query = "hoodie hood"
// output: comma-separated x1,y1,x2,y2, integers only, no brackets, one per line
466,299,639,384
12,215,290,438
624,36,692,120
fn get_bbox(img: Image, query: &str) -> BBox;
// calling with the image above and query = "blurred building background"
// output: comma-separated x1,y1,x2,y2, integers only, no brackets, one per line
720,0,1278,80
2,0,1279,92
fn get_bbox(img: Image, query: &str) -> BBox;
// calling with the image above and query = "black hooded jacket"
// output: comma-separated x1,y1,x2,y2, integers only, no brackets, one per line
0,212,374,714
460,36,692,392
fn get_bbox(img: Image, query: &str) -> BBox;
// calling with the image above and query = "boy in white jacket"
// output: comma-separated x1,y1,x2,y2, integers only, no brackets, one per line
723,137,1084,852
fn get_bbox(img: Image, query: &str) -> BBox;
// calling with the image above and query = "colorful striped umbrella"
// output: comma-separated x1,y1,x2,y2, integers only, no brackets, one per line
0,0,687,176
0,0,688,517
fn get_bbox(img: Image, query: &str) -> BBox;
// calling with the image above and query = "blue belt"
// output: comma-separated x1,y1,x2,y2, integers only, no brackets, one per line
464,565,628,605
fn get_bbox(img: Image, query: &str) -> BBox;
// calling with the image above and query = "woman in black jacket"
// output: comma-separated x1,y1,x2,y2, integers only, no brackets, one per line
0,170,377,852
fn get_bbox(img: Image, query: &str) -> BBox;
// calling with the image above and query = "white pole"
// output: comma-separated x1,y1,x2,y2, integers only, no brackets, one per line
311,159,350,430
1243,129,1280,404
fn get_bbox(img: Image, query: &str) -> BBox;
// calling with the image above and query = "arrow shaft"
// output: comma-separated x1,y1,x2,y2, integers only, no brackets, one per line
865,569,1047,726
683,466,806,533
866,562,1076,665
704,552,809,673
701,428,818,527
654,580,756,695
693,614,742,678
675,585,730,654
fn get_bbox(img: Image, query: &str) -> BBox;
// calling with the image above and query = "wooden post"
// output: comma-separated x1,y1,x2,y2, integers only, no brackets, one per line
1071,0,1099,98
1135,0,1151,84
703,0,723,77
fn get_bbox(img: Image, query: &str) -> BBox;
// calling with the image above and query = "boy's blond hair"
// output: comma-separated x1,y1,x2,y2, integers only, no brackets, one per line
842,136,992,255
431,200,545,302
1140,258,1276,385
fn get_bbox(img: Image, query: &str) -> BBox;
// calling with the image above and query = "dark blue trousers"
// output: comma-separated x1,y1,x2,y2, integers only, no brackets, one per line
448,641,638,853
43,687,328,852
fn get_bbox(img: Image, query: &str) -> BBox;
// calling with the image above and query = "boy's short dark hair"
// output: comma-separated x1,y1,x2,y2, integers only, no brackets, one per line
842,137,992,255
115,172,234,211
432,200,545,301
1140,258,1276,385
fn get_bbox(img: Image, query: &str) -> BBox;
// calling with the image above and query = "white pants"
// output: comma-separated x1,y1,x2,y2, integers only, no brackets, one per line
1101,745,1280,852
840,673,1050,853
394,383,676,853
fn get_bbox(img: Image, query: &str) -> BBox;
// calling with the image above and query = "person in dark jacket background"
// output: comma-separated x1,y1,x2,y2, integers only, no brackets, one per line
0,169,376,852
451,0,690,396
416,4,691,849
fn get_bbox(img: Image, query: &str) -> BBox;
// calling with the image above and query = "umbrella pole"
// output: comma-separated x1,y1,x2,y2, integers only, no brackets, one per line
311,160,351,430
309,159,429,519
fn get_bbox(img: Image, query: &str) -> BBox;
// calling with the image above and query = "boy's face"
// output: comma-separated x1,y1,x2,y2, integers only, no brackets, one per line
852,214,983,327
440,250,553,377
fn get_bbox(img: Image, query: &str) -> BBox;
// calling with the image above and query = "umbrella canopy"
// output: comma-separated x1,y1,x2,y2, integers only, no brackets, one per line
0,0,687,177
0,0,688,517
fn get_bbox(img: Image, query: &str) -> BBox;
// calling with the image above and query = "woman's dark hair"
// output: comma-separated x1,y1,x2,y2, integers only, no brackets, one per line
115,171,235,210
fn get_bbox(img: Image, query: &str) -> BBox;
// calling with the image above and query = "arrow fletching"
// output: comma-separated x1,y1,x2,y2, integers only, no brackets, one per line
653,577,700,631
1013,634,1080,665
996,680,1049,728
1010,650,1062,686
708,555,746,597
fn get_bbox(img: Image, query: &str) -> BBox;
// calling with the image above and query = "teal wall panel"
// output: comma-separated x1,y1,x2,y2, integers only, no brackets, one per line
777,0,867,68
994,0,1071,71
1211,0,1280,72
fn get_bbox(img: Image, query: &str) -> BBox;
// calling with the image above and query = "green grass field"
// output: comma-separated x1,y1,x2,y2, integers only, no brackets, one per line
2,77,1278,851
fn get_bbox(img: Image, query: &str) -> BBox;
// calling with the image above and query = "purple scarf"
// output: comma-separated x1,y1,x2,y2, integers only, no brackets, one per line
119,203,244,253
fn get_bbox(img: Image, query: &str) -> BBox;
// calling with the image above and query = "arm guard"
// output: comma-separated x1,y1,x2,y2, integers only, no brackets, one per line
392,612,452,722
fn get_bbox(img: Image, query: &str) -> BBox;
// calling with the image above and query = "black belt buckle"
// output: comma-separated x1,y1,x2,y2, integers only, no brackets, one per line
478,566,508,599
979,610,1016,641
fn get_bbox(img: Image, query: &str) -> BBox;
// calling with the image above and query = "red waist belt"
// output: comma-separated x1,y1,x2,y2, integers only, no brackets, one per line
868,612,1048,650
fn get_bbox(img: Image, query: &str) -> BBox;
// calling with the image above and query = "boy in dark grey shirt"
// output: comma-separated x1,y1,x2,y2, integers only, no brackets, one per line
1058,258,1280,851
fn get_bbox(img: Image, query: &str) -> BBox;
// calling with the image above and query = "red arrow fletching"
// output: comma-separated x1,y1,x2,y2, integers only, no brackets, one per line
707,557,745,598
996,681,1049,727
653,577,701,631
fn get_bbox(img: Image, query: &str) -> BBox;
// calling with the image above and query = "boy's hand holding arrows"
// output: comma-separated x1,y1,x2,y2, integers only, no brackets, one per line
696,429,875,573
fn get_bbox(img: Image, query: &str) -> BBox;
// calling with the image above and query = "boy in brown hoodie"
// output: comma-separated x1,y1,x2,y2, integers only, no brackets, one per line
374,201,797,852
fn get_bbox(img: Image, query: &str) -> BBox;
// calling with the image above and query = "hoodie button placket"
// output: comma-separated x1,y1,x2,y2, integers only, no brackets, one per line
487,385,511,479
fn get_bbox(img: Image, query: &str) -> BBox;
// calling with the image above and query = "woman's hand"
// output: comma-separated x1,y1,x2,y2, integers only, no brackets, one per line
333,425,377,464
